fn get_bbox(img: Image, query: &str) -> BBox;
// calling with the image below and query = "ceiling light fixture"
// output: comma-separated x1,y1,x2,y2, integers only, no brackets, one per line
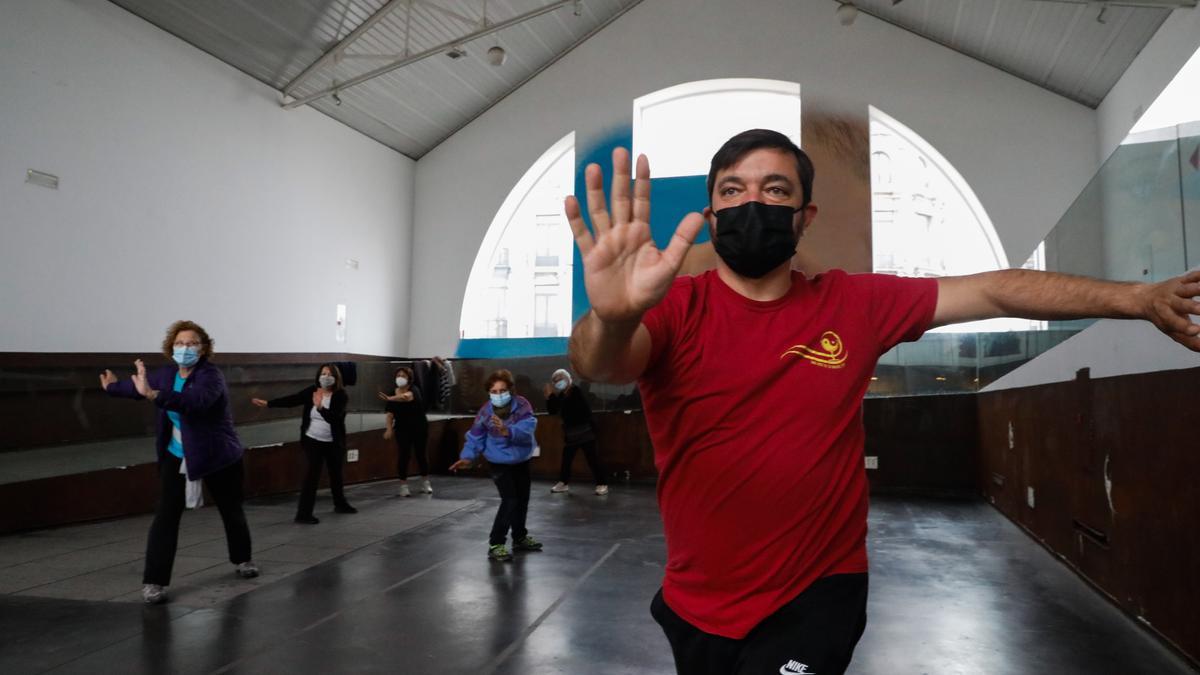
486,45,507,66
836,3,859,26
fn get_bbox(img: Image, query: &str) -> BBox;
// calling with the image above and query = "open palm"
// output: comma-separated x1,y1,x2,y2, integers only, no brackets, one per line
566,148,704,322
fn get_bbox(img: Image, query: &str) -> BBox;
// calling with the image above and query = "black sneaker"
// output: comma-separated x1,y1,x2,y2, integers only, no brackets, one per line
513,536,543,552
294,515,320,524
488,544,513,561
334,504,358,514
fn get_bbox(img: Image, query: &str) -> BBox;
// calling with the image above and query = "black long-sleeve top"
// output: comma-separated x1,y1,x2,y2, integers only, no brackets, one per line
268,386,348,448
385,387,428,432
546,385,593,430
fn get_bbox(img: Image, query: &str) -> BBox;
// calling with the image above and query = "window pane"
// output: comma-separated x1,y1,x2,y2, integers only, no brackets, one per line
460,133,575,339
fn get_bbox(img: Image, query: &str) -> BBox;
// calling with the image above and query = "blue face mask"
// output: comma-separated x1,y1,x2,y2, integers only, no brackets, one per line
173,346,200,367
554,379,569,391
490,392,512,408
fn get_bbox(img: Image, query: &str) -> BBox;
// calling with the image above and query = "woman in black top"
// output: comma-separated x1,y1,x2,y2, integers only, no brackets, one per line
545,369,609,495
380,366,431,498
252,363,356,523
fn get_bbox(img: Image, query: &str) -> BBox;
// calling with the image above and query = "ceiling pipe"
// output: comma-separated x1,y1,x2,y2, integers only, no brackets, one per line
282,0,576,110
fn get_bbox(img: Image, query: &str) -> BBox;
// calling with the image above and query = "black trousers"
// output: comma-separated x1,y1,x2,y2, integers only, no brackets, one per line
558,440,607,485
651,573,868,675
297,436,350,518
143,455,252,586
394,423,429,479
488,460,531,546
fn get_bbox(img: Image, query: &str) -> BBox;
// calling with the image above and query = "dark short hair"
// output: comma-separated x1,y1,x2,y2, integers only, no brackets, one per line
484,369,515,392
706,129,814,207
316,363,344,391
161,320,213,359
394,365,413,381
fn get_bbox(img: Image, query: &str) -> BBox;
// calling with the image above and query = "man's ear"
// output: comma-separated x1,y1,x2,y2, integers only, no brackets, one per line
703,206,716,237
797,203,818,238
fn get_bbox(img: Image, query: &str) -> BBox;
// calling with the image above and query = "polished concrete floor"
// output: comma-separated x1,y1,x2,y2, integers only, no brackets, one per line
0,479,1195,674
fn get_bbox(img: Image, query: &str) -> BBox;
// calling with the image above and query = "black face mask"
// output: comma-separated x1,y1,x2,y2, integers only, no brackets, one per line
712,201,802,278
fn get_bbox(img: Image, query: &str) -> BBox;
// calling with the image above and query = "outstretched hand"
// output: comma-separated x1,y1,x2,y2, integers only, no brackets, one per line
131,360,151,398
448,459,474,472
99,369,117,391
1142,270,1200,351
565,147,705,323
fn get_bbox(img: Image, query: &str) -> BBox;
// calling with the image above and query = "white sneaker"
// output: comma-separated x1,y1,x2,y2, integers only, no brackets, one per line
594,485,610,496
399,483,411,498
550,482,569,493
235,561,260,579
421,479,433,495
142,583,166,604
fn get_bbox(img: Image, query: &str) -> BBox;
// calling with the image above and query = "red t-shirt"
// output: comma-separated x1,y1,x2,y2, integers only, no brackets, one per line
639,268,938,639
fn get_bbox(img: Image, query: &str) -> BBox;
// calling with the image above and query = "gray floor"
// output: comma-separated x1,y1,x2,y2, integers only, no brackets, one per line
0,480,1194,674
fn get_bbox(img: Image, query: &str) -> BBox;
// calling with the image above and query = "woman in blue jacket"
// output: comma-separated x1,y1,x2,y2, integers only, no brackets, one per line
449,369,542,561
100,320,259,605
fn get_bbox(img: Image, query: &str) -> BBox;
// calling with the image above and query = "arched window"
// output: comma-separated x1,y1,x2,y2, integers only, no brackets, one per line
870,106,1044,332
458,132,575,342
632,78,801,179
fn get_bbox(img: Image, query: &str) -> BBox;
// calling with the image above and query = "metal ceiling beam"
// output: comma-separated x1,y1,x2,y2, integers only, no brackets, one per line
1030,0,1195,7
282,0,577,110
283,0,411,97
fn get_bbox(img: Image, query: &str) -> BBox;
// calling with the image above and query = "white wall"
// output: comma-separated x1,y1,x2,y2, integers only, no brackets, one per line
0,0,415,356
1096,4,1200,161
409,0,1099,356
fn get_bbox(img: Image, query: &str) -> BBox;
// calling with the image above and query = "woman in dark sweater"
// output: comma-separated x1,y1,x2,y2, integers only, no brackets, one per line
252,363,356,523
380,365,431,498
100,320,259,605
544,369,609,495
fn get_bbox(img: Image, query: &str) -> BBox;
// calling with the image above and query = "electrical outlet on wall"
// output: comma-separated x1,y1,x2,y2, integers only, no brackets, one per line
347,449,359,463
864,456,878,470
1027,486,1035,508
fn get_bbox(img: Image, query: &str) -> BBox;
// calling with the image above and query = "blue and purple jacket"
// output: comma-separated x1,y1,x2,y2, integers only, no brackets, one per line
459,395,537,465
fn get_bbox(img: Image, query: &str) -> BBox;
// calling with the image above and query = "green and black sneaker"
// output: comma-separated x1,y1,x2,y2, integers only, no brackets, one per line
513,536,543,552
488,544,513,561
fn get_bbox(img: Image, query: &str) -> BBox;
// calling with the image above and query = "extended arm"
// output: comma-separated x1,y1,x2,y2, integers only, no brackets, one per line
934,269,1200,350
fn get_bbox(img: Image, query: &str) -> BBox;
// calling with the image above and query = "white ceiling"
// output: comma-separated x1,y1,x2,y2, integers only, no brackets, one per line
850,0,1173,108
107,0,1178,158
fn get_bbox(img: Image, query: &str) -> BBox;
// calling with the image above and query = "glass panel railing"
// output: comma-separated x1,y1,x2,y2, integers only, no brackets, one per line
1180,121,1200,271
869,122,1197,397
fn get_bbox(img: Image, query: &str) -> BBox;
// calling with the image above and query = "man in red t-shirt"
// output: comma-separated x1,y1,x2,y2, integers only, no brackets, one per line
565,129,1200,675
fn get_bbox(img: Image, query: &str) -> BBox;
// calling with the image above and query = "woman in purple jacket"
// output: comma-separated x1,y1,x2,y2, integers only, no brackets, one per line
449,369,542,562
100,320,259,605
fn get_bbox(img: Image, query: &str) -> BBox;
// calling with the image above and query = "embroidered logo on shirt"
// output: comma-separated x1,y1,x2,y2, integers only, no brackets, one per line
781,330,847,369
779,660,815,674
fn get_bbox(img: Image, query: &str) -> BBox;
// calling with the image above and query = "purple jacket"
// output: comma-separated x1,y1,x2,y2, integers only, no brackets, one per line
459,395,537,465
105,358,244,480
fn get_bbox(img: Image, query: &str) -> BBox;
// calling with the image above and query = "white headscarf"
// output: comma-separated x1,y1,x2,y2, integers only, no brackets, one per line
551,369,572,386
